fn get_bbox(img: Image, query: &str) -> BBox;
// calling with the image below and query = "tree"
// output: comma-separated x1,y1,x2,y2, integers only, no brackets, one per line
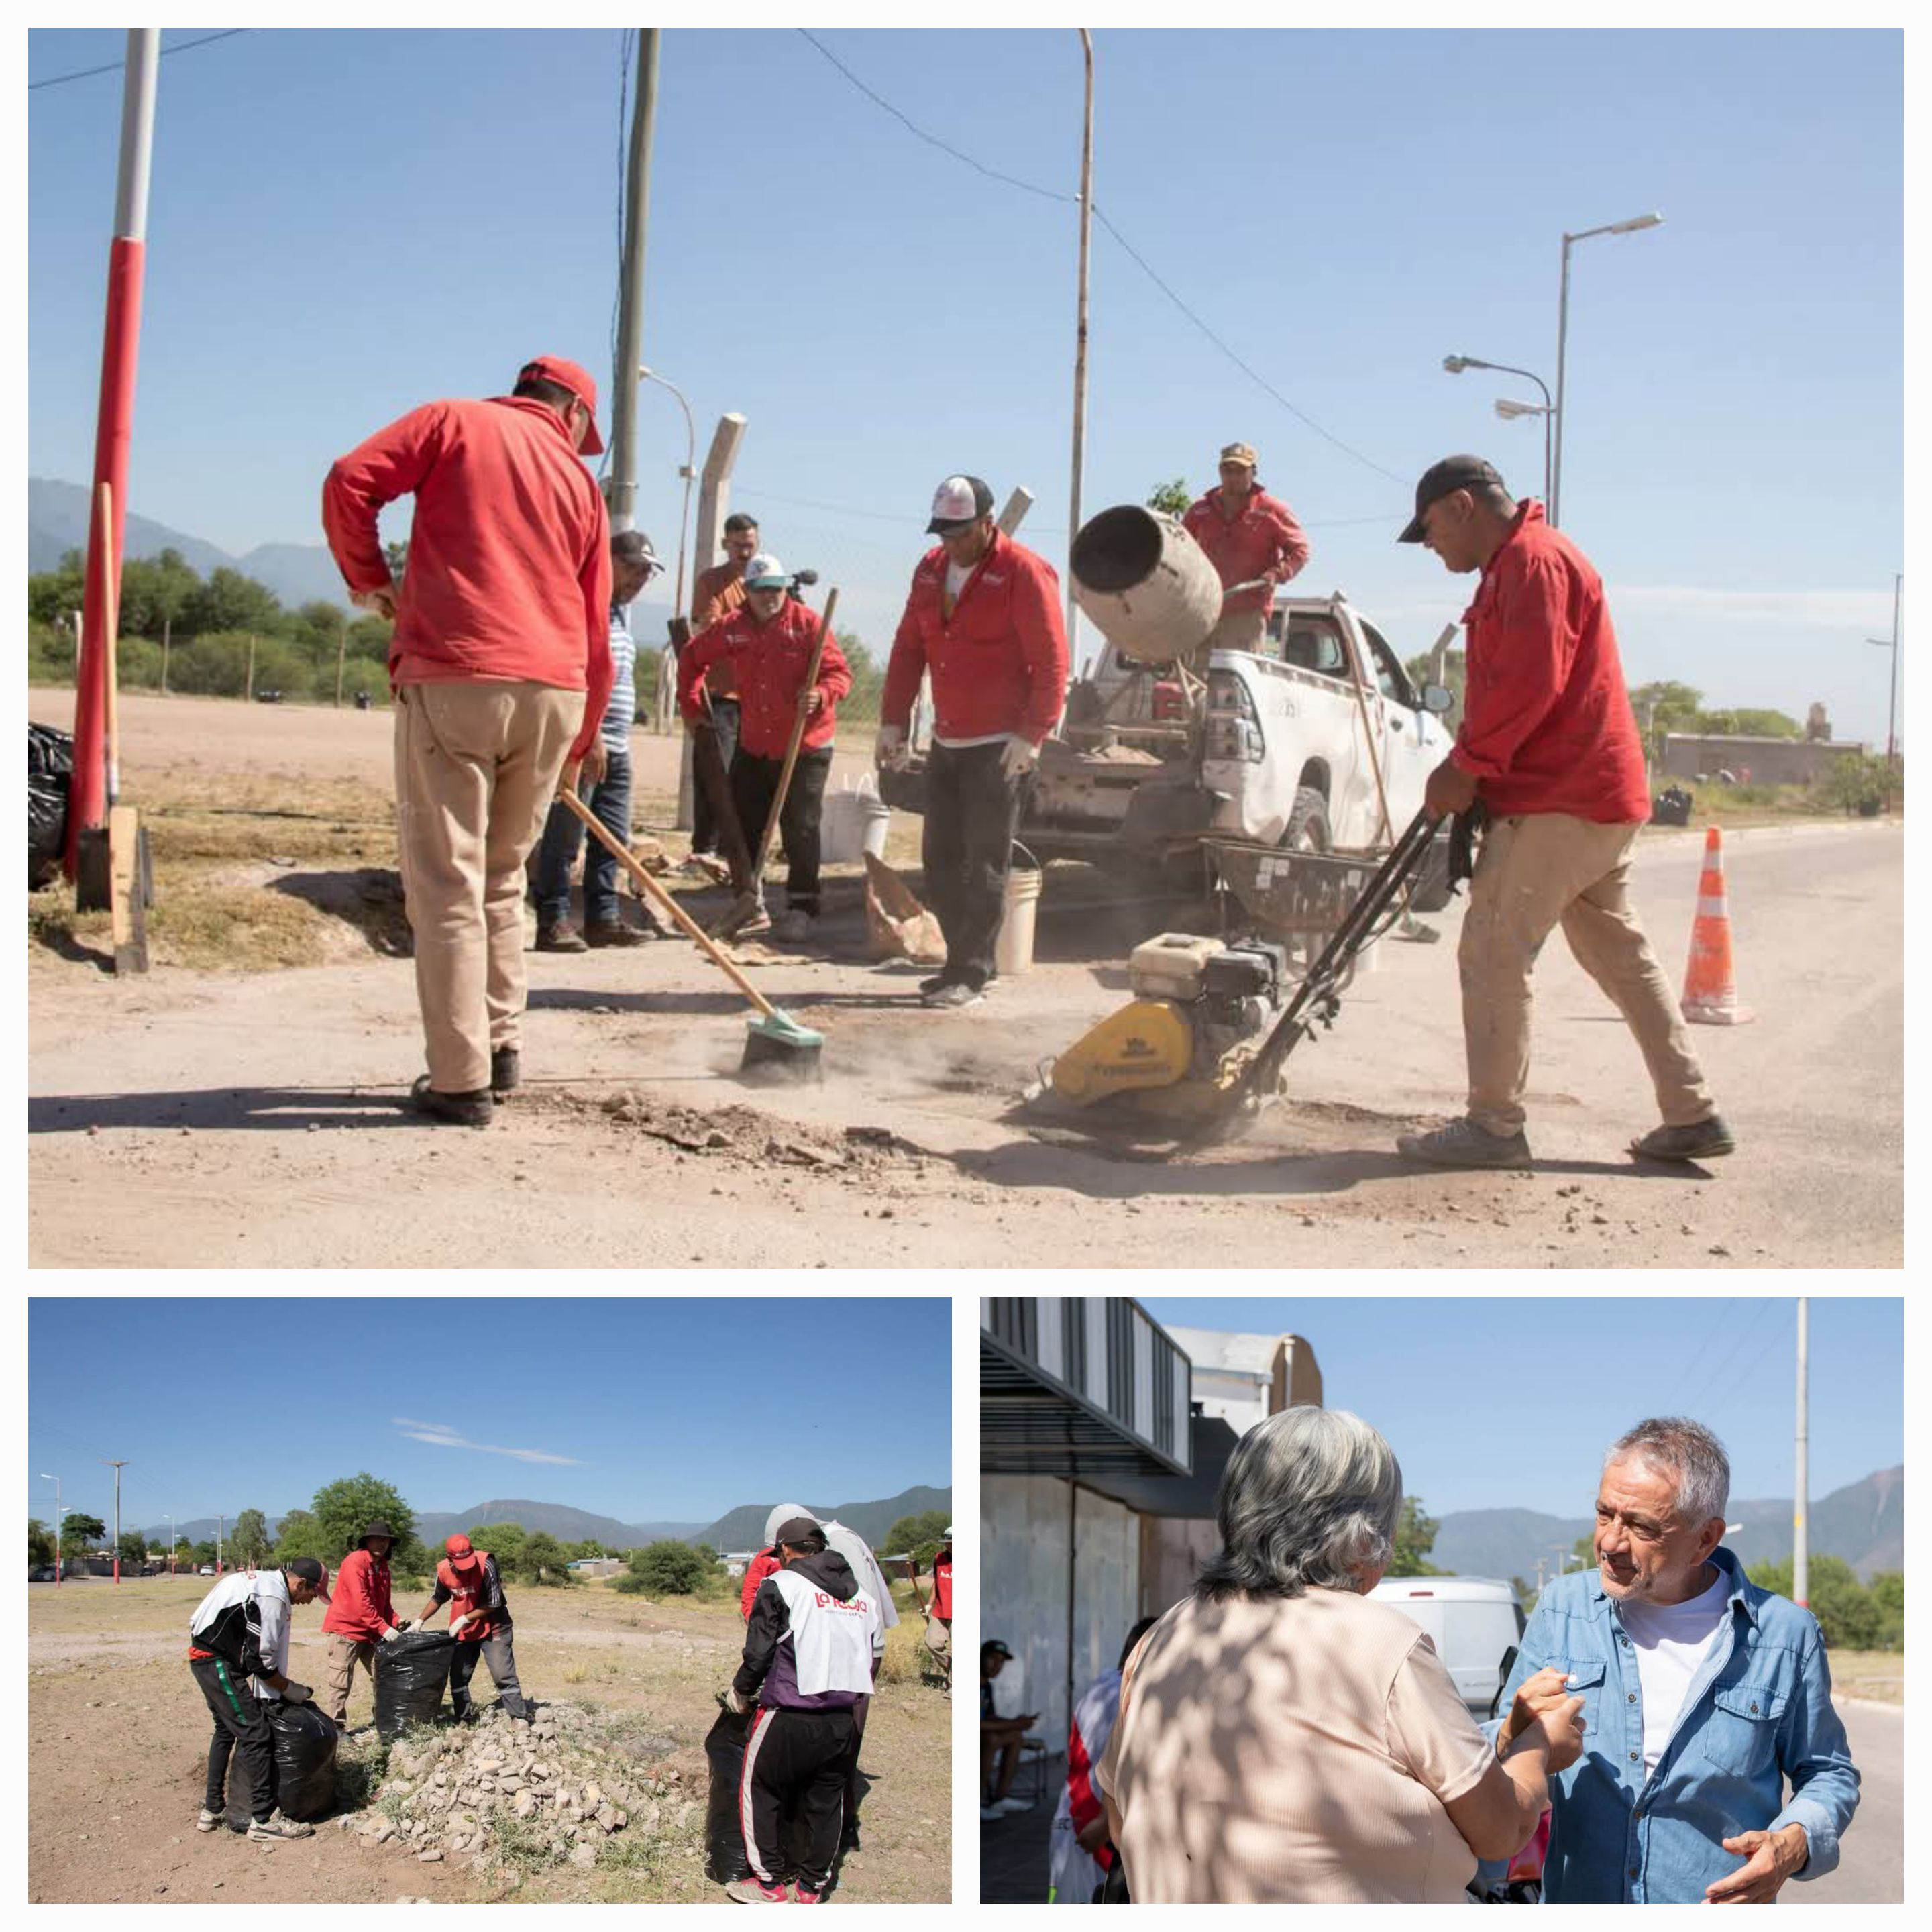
1627,680,1704,768
1386,1497,1441,1578
1146,478,1192,518
119,1530,150,1570
570,1540,608,1560
118,548,199,646
230,1509,273,1566
190,1540,219,1568
1695,707,1801,739
521,1532,576,1585
29,1519,56,1566
271,1509,318,1562
26,550,87,625
184,565,283,637
1746,1554,1886,1652
303,1473,419,1568
60,1512,107,1558
1814,751,1894,816
623,1540,708,1596
472,1523,527,1573
884,1509,951,1562
1404,647,1465,733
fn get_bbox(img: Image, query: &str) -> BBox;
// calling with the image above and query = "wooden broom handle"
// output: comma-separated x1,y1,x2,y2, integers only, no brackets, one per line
750,588,840,888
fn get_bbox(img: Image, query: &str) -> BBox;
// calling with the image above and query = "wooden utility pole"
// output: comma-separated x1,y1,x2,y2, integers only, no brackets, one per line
1067,30,1095,645
102,1458,129,1584
160,614,170,693
606,30,659,535
335,612,348,705
245,633,256,702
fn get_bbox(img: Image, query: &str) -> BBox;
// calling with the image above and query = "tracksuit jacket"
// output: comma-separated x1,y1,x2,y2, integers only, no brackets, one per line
322,394,614,766
881,530,1069,746
676,600,851,761
1183,484,1311,614
733,1551,881,1711
189,1568,292,1699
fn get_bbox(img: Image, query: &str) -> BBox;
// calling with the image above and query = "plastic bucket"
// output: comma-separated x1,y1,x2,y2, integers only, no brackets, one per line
994,842,1043,977
820,780,892,866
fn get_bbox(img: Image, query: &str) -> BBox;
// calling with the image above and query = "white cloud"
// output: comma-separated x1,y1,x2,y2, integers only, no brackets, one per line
392,1417,584,1467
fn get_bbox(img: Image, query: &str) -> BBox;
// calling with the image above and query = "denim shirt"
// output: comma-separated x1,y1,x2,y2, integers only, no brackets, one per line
1487,1547,1858,1903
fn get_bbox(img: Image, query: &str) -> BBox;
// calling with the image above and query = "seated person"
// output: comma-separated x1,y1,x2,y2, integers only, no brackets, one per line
981,1638,1040,1820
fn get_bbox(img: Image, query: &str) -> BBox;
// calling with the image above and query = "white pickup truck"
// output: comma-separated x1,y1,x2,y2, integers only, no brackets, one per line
1021,590,1456,881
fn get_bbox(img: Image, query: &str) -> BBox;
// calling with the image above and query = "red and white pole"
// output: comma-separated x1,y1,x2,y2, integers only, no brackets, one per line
65,30,160,878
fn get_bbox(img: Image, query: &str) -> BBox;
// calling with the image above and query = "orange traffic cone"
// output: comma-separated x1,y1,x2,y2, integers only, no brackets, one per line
1680,826,1754,1024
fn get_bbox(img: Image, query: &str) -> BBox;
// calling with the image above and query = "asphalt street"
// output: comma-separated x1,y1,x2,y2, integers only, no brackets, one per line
1789,1698,1902,1906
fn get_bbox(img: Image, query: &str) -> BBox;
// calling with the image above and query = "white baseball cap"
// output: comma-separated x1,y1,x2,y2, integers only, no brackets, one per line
743,553,790,590
927,475,994,534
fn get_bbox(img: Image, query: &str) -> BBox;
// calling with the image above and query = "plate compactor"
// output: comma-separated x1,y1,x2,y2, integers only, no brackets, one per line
1023,808,1444,1142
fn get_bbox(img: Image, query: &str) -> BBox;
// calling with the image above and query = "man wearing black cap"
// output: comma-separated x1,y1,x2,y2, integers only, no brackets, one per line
1395,458,1731,1169
879,476,1070,1010
187,1556,329,1840
980,1638,1039,1819
323,354,614,1128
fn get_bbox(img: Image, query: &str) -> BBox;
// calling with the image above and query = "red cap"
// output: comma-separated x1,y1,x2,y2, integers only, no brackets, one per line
518,354,604,455
444,1533,482,1568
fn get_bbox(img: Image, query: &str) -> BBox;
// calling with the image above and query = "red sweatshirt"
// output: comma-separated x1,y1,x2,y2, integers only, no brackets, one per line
739,1548,781,1620
322,394,614,765
676,599,851,761
1450,502,1650,822
319,1548,396,1642
881,531,1069,745
1182,484,1310,614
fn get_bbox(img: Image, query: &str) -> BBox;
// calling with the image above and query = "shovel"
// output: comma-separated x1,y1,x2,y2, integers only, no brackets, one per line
556,771,824,1081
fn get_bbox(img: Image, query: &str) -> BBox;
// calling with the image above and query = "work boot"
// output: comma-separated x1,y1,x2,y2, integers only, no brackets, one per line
723,1877,790,1903
490,1046,520,1102
584,918,654,947
195,1807,222,1833
535,920,589,953
1631,1115,1736,1162
1396,1116,1532,1169
409,1077,493,1128
248,1813,315,1841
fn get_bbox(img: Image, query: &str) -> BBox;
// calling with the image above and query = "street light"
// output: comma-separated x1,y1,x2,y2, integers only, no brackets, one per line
637,364,696,623
1867,571,1903,772
164,1513,176,1576
1443,352,1554,511
40,1472,62,1587
1553,211,1664,527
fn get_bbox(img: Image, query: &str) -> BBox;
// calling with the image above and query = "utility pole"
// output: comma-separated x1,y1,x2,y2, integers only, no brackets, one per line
1794,1298,1809,1610
335,612,349,706
165,1513,176,1576
244,634,256,703
606,30,660,537
218,1513,225,1576
1067,29,1095,645
102,1458,129,1584
1867,571,1902,801
40,1474,63,1587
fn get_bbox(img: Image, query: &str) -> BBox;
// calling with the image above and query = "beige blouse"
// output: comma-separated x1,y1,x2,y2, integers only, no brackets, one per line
1096,1585,1495,1903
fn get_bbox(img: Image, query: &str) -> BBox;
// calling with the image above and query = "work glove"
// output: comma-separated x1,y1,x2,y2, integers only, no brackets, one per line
724,1686,750,1715
279,1680,313,1705
381,1626,404,1644
1001,735,1041,781
876,724,910,773
449,1613,472,1640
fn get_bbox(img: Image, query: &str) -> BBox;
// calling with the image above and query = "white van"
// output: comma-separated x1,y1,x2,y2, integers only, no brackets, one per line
1371,1576,1527,1719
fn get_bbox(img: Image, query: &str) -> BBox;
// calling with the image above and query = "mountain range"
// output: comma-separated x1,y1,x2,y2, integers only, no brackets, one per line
1430,1466,1902,1583
145,1483,949,1558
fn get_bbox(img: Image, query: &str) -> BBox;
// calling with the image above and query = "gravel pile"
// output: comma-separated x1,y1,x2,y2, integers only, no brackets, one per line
341,1702,696,1876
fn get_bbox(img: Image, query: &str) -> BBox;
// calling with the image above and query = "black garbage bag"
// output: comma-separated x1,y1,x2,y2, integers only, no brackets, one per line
702,1701,814,1885
29,777,68,890
29,722,74,780
223,1699,340,1827
373,1629,455,1737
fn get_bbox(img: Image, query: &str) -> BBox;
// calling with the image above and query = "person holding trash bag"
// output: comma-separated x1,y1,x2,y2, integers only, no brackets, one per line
413,1532,530,1721
724,1516,883,1903
319,1519,408,1728
187,1556,329,1840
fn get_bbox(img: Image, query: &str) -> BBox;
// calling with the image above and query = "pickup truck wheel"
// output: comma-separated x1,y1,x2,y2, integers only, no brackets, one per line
1280,786,1332,853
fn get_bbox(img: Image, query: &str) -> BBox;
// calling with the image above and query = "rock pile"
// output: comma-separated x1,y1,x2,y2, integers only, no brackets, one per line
341,1702,696,1877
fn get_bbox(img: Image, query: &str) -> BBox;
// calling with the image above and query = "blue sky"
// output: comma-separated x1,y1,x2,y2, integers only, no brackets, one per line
1140,1296,1903,1518
25,26,1902,740
26,1297,950,1532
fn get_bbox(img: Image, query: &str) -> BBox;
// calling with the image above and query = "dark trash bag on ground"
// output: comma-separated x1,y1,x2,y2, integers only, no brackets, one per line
702,1701,814,1885
374,1629,455,1737
28,723,73,890
223,1699,340,1828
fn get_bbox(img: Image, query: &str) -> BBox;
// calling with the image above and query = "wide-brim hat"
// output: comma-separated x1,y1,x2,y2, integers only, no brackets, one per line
356,1519,396,1550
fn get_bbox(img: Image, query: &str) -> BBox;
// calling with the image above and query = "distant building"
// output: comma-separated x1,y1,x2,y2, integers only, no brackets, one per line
566,1558,623,1578
1661,733,1865,786
1162,1326,1322,1436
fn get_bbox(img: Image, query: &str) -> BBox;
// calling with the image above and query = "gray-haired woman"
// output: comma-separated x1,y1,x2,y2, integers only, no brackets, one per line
1096,1407,1582,1903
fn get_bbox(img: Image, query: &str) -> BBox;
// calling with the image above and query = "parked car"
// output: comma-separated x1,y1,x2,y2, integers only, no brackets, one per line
28,1566,58,1582
1371,1574,1526,1719
198,1564,216,1576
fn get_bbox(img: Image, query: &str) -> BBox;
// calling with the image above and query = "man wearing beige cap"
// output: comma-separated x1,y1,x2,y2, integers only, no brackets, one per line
1182,442,1311,655
323,354,614,1127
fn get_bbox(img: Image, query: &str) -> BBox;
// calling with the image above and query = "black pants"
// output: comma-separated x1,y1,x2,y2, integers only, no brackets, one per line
449,1625,525,1719
741,1704,856,1894
692,699,741,855
732,746,833,914
842,1650,883,1839
191,1656,273,1821
923,740,1026,990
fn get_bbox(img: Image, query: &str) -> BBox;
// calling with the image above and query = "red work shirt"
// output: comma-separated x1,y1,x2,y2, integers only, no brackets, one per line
881,531,1069,745
322,394,614,765
1450,502,1650,822
1182,483,1311,614
676,600,851,761
319,1548,396,1642
740,1548,781,1620
932,1548,952,1621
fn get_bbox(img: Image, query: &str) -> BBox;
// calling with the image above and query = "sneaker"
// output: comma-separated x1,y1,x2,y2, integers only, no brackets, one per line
1395,1116,1532,1169
723,1877,790,1903
922,980,985,1010
584,918,655,947
793,1883,824,1903
1631,1115,1735,1162
490,1045,520,1102
535,920,588,953
248,1813,315,1841
994,1795,1033,1815
195,1807,222,1833
409,1076,493,1128
771,908,816,943
979,1804,1004,1822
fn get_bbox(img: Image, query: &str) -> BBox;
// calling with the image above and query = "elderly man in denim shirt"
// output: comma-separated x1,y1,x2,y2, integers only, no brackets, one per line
1489,1416,1858,1903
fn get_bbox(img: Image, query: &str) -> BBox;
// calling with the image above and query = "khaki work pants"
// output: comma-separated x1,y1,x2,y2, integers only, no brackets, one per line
321,1633,378,1726
1460,812,1715,1140
1189,602,1267,671
394,681,585,1093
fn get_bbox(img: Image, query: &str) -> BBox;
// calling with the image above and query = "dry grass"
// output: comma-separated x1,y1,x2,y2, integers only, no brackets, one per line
1828,1650,1904,1703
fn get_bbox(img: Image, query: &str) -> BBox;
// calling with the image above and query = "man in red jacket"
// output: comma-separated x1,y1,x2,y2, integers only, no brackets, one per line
318,1519,407,1728
1395,455,1731,1169
323,354,614,1128
1182,442,1311,657
678,553,851,943
879,476,1069,1008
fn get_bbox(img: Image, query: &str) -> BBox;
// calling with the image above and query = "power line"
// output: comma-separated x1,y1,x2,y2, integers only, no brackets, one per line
28,29,247,93
794,30,1407,486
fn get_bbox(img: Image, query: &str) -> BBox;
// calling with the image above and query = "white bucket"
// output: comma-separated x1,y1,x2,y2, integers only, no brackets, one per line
994,842,1044,977
820,777,891,866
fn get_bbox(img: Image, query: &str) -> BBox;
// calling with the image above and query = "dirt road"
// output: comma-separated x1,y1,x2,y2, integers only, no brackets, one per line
27,1574,949,1904
28,694,1902,1268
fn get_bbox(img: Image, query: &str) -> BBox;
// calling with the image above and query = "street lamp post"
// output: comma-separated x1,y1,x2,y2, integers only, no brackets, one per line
1067,28,1095,645
40,1473,63,1586
638,364,696,623
164,1513,176,1576
1443,354,1554,506
1867,570,1902,777
1553,212,1664,528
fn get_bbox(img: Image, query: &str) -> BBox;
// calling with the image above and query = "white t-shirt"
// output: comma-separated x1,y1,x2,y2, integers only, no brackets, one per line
1618,1568,1731,1776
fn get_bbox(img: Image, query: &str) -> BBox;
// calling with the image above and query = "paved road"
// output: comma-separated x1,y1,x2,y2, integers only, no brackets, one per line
1790,1698,1902,1905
